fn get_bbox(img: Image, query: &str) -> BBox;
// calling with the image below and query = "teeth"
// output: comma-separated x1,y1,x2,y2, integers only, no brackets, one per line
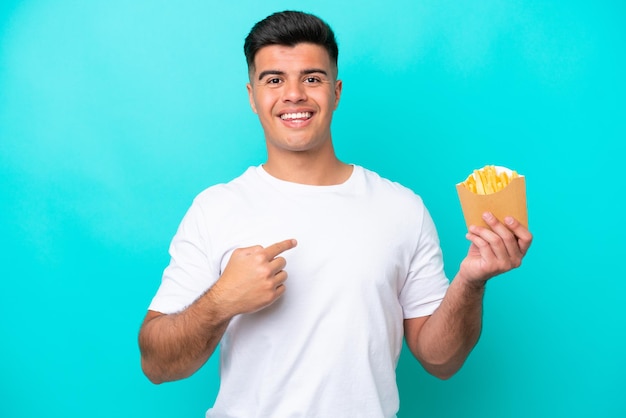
280,112,311,120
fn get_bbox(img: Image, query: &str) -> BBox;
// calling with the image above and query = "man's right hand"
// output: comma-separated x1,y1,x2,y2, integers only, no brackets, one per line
139,238,297,383
211,238,298,316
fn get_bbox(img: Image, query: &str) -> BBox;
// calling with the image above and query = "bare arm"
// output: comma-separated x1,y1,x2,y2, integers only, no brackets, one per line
138,239,297,384
405,212,532,379
138,297,231,384
404,276,485,380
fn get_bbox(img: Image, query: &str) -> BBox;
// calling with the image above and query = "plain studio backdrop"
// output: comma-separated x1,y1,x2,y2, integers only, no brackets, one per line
1,1,624,417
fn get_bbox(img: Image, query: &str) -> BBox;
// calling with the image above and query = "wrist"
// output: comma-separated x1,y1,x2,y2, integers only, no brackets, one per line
192,284,238,325
454,272,487,295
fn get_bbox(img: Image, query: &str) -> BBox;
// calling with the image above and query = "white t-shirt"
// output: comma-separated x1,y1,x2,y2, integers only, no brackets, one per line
149,165,450,418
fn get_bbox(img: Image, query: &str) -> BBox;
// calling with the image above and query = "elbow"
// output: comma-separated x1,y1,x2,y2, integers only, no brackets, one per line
139,337,165,384
140,354,196,384
426,365,459,381
144,373,165,385
141,357,166,385
408,331,481,380
145,375,165,385
420,359,462,381
411,343,469,380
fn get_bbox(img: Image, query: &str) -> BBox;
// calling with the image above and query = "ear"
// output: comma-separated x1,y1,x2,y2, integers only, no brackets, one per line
246,83,258,114
333,79,343,110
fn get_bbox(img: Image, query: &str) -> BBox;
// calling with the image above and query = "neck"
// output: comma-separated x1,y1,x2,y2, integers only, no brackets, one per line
263,150,352,186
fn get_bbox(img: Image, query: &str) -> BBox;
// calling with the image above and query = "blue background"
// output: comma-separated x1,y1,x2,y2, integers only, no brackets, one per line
1,1,624,417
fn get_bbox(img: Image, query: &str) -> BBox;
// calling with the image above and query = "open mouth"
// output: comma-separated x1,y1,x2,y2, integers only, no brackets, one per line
279,112,313,121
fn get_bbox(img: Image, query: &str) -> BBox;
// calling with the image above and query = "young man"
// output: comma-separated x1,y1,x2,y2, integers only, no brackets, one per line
139,11,532,417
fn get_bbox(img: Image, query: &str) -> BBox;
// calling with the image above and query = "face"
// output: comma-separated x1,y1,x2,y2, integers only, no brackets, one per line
246,43,342,157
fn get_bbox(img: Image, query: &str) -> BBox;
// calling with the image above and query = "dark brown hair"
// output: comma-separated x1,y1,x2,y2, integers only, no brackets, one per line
244,11,338,73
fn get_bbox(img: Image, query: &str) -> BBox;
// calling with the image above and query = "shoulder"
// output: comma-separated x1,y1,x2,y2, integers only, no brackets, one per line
357,166,425,208
178,166,263,224
193,166,260,204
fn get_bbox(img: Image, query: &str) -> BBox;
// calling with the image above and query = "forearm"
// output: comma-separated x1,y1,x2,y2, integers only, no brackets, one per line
407,213,532,379
139,239,297,383
138,290,232,384
408,275,485,379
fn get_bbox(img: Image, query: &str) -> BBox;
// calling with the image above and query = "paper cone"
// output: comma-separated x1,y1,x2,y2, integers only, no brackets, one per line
456,170,528,229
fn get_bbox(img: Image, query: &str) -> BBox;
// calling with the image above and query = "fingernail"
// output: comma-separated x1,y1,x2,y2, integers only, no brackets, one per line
505,217,514,225
482,212,493,221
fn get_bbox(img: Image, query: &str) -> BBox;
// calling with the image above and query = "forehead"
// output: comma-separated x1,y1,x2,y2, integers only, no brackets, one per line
252,43,335,75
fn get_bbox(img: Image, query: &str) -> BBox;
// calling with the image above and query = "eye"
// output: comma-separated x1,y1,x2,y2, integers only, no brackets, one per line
304,76,321,84
267,78,282,84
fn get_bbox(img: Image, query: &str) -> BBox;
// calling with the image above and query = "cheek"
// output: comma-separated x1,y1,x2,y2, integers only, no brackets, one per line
323,94,339,113
322,88,339,109
255,95,276,117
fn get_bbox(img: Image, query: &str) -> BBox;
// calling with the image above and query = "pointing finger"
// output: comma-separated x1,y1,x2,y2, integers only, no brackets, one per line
264,239,298,259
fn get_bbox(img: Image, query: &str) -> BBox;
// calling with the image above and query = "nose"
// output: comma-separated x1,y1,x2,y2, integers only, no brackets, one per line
282,80,307,103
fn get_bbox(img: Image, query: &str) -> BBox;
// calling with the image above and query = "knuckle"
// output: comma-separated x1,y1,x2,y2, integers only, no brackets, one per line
258,265,273,278
504,234,517,244
253,252,269,264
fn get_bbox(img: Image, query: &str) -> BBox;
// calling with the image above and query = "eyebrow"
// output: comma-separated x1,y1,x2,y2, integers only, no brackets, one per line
257,68,329,81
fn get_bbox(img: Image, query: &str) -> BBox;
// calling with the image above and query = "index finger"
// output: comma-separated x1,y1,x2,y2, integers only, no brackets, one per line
264,239,298,259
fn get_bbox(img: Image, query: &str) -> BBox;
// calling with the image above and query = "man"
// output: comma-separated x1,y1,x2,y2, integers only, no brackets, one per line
139,10,532,418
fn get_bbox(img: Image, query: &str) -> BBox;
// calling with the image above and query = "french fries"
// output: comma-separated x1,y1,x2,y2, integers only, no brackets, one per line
462,165,519,195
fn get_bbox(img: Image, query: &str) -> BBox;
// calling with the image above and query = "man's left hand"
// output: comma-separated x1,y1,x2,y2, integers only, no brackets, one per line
459,212,533,285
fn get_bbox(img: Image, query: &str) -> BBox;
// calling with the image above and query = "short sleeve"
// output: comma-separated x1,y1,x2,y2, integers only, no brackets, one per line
148,199,219,314
399,206,449,318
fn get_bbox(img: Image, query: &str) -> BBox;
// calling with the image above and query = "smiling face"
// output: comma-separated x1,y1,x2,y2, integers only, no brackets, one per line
246,43,343,160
